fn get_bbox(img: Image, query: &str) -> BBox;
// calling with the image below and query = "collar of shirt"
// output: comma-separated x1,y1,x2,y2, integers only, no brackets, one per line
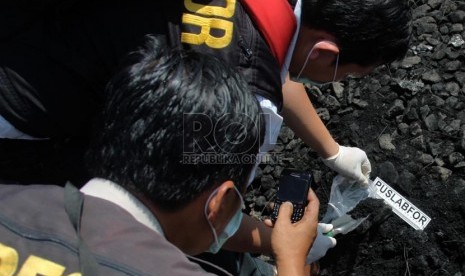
280,0,302,83
80,178,165,236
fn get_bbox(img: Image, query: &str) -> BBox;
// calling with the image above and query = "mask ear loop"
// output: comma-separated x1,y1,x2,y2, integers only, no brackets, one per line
204,186,244,248
331,53,340,82
296,43,340,82
204,187,220,247
296,46,315,79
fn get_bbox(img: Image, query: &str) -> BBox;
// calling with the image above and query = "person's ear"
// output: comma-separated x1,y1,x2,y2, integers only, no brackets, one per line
312,40,340,64
206,181,237,224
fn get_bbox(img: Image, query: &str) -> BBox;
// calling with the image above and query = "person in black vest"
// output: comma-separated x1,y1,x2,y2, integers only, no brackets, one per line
0,38,321,276
0,0,411,187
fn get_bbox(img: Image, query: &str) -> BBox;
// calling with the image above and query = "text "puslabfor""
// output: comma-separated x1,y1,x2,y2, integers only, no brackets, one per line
372,177,431,230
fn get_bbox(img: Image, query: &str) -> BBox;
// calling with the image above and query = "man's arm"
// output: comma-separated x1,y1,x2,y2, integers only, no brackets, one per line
223,210,336,265
281,77,372,185
223,214,273,255
281,77,339,158
224,190,321,276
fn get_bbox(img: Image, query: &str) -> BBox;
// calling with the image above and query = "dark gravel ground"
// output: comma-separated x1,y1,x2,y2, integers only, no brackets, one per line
0,0,464,275
246,0,465,274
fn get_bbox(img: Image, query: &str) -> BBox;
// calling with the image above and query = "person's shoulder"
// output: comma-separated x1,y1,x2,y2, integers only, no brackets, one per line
0,184,64,205
0,184,71,229
78,195,215,275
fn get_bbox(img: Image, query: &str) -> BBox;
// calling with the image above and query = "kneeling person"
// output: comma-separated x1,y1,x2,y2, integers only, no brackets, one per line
0,38,319,276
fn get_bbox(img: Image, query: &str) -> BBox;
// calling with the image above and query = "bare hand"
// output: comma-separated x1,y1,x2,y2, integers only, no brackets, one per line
269,189,320,274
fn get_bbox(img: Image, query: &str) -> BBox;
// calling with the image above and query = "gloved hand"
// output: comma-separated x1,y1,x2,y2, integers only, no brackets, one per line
306,223,337,264
322,144,372,186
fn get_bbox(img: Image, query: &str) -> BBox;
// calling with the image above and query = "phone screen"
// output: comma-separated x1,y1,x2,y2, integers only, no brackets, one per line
271,170,313,223
277,174,309,204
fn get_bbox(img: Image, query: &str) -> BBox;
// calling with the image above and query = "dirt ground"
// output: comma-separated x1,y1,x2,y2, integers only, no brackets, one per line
246,0,465,275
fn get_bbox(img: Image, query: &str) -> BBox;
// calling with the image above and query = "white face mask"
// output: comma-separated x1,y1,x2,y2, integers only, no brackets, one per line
204,186,244,253
290,43,339,87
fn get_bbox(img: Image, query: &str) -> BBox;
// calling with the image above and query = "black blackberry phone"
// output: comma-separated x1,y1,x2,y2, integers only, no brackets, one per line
271,169,313,223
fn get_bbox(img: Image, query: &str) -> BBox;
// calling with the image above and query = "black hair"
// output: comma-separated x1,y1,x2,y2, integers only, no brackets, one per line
301,0,412,66
87,36,264,211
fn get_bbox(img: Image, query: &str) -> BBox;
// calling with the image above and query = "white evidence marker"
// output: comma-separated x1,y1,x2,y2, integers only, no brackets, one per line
370,177,431,230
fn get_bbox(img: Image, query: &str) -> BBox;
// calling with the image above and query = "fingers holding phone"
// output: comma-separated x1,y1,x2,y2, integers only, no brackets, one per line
302,187,320,226
271,189,320,275
268,170,320,275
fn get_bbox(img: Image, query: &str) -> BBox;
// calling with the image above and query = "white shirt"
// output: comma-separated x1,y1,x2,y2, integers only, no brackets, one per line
80,178,165,236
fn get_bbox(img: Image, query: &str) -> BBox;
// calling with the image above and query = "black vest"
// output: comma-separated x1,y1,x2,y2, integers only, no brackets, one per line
0,0,283,139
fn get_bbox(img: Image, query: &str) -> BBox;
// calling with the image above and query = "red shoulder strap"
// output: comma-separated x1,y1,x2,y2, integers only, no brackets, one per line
241,0,296,67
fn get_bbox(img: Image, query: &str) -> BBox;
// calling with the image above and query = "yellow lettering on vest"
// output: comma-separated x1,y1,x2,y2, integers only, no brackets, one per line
0,243,19,276
181,14,233,48
67,273,82,276
184,0,236,18
17,255,65,276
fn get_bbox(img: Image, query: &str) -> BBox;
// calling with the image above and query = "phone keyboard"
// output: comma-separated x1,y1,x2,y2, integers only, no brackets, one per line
271,199,305,223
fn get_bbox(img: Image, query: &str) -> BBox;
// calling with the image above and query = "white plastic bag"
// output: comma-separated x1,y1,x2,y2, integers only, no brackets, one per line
322,175,377,224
